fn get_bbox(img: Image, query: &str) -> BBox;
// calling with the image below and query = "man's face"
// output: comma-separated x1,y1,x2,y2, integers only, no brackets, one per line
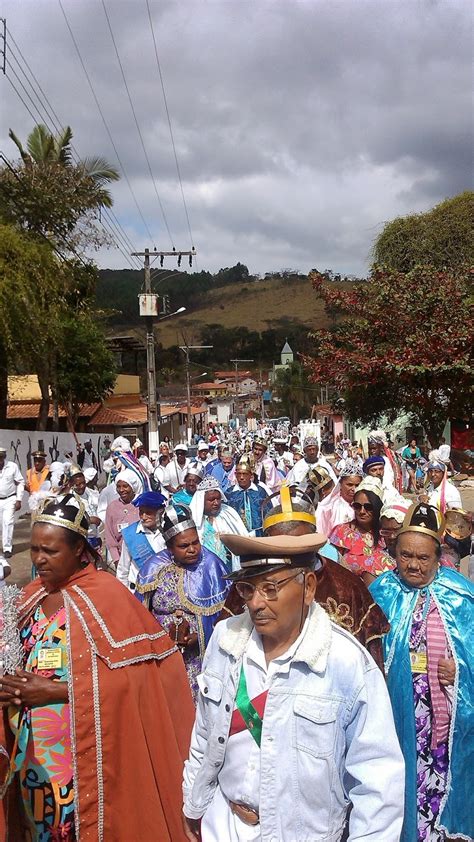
0,453,6,468
34,456,46,471
236,467,252,490
85,442,92,452
275,443,285,455
395,532,439,588
221,456,233,472
198,448,209,461
367,464,384,480
253,443,266,460
243,566,316,641
429,468,444,488
204,490,222,516
71,474,86,496
368,442,382,456
139,506,162,530
176,451,187,466
319,480,334,500
304,445,319,464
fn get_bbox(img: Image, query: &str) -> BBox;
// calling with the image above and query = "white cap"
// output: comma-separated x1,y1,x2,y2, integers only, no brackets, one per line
174,443,188,452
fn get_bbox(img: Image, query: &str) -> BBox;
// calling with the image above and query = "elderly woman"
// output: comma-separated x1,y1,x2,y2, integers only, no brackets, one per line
369,503,473,842
103,468,142,566
316,459,363,536
190,476,249,571
329,476,394,585
0,494,193,841
172,463,204,507
135,504,230,701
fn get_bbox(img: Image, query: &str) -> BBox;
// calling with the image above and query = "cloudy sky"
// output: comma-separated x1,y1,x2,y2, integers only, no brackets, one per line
1,0,471,276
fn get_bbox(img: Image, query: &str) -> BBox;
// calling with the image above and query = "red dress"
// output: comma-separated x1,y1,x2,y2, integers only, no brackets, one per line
329,521,395,578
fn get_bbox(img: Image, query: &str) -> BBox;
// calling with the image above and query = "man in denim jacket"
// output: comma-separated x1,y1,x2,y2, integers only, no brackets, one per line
182,532,404,842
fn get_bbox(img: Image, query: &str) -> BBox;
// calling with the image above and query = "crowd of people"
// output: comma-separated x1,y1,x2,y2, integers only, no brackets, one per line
0,422,471,842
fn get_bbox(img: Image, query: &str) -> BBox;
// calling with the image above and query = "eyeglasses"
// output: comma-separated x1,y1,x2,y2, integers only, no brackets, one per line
353,502,374,512
380,527,399,538
235,571,305,602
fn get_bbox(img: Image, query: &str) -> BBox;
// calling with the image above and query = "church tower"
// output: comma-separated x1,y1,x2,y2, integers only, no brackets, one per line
280,339,293,366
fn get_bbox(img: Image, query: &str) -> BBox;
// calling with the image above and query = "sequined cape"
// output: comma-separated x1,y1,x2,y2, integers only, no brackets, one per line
0,565,194,842
369,567,474,842
135,546,231,655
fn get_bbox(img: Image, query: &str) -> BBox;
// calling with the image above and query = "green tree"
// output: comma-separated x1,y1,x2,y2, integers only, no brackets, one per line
55,312,117,427
0,124,119,253
0,224,117,430
302,267,473,446
273,361,314,425
372,191,474,271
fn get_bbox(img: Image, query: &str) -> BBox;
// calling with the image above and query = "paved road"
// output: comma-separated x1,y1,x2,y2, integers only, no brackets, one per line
7,487,474,588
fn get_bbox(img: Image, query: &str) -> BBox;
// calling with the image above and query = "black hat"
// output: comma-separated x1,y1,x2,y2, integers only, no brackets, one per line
32,493,100,561
398,502,445,545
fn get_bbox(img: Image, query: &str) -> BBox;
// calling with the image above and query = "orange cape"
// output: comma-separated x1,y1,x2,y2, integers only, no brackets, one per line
1,566,194,842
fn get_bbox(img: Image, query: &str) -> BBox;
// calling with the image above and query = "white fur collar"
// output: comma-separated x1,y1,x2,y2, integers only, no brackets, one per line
219,602,332,673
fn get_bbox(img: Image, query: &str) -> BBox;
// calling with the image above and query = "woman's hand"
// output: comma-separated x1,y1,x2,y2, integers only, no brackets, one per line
0,670,68,706
182,813,201,840
438,657,456,687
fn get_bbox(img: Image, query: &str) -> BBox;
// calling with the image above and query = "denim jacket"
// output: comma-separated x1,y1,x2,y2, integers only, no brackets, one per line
183,603,405,841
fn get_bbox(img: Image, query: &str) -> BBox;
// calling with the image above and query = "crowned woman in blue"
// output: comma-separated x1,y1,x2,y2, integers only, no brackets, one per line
370,503,473,842
135,503,231,701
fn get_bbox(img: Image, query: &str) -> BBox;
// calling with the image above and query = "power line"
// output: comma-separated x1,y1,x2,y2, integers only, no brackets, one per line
6,26,63,134
58,0,155,243
145,0,194,250
4,33,142,268
100,0,174,247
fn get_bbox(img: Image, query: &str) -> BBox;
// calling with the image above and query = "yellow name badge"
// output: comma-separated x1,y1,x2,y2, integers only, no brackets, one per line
410,650,427,674
37,648,62,671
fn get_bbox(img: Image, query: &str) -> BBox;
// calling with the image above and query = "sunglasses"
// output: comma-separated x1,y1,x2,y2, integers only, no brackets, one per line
353,502,374,512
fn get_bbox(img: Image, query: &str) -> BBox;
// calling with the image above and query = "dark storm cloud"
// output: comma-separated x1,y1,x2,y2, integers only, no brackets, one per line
1,0,471,273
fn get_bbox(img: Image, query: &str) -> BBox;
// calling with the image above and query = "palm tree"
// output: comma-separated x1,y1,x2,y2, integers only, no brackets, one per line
8,124,119,206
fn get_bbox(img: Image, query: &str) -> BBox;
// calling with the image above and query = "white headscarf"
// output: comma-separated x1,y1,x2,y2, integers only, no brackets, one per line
114,468,142,499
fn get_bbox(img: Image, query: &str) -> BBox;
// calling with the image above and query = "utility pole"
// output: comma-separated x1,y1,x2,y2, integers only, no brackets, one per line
230,358,254,422
179,344,213,444
133,247,193,460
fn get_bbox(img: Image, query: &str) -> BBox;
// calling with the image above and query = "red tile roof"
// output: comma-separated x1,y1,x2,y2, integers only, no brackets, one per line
7,402,100,420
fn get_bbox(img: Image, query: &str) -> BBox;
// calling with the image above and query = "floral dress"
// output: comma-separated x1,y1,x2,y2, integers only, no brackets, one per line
329,521,394,578
8,605,74,842
410,597,449,841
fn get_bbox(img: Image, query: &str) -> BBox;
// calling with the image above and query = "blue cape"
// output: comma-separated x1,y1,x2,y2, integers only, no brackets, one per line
135,546,231,651
370,567,474,841
225,485,268,535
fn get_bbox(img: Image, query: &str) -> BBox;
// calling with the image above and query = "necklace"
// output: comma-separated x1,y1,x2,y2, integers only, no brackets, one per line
410,591,431,649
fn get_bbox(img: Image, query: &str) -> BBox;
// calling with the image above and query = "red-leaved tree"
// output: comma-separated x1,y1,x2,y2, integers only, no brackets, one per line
302,267,473,447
